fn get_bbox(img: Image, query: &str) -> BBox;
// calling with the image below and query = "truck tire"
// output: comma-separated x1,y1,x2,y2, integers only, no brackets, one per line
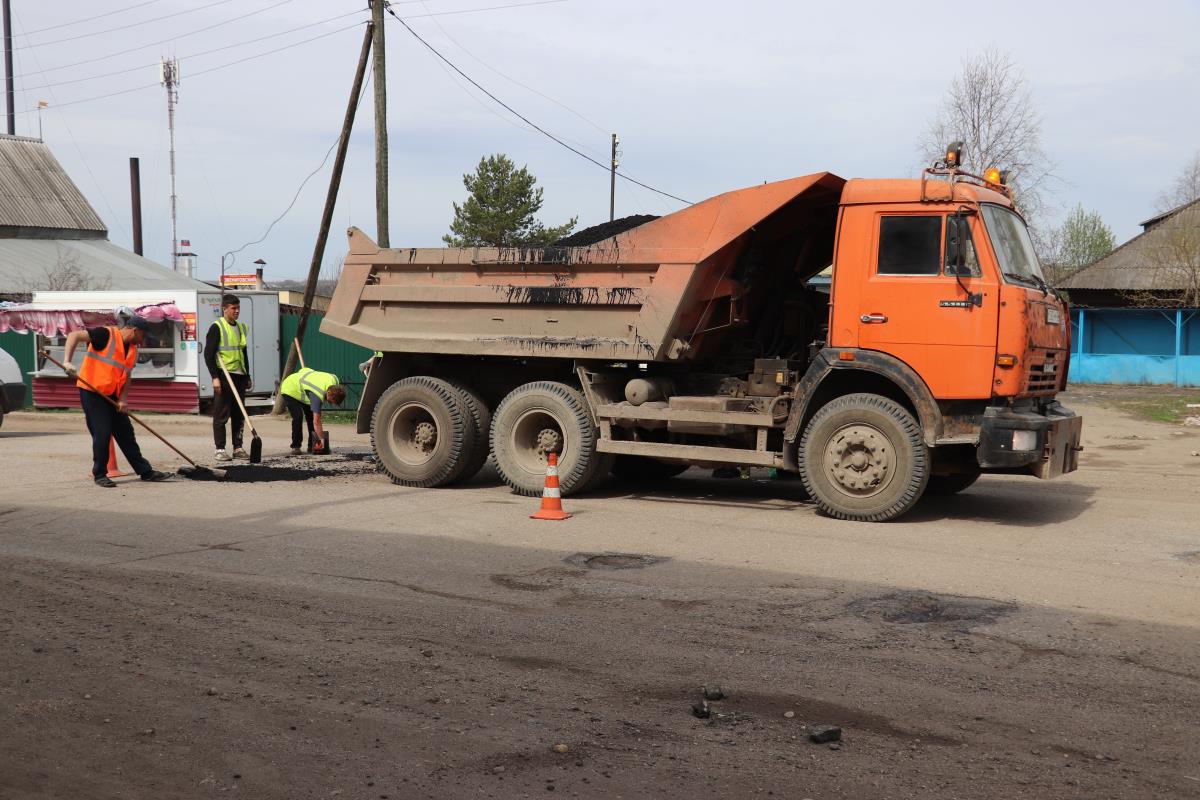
371,376,471,488
444,379,491,485
490,381,601,497
799,393,928,522
610,455,689,483
925,472,981,496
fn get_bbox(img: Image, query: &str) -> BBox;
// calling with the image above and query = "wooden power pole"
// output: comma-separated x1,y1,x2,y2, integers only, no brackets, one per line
273,22,374,414
609,134,619,222
370,0,389,248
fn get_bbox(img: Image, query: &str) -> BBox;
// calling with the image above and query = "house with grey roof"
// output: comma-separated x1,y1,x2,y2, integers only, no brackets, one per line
1056,199,1199,387
0,135,281,412
0,133,213,299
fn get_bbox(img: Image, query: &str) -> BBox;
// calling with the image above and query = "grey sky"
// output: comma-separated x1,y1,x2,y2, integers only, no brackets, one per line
9,0,1199,281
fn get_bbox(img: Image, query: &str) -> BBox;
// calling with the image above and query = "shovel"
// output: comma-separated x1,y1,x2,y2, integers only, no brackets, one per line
217,362,262,463
41,351,225,480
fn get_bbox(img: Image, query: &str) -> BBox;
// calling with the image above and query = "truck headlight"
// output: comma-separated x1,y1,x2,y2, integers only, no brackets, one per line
1012,430,1038,451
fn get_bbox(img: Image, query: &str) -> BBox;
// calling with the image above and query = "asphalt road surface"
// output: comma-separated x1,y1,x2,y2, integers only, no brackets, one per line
1,391,1198,799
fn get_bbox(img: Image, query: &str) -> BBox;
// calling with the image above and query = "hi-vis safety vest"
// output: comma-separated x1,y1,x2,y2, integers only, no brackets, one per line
213,317,248,373
281,368,338,406
77,326,137,397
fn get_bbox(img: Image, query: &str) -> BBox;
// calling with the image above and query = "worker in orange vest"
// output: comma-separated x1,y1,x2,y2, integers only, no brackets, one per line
62,316,172,487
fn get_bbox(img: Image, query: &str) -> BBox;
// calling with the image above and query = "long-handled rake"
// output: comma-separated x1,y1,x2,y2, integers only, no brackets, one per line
41,351,226,480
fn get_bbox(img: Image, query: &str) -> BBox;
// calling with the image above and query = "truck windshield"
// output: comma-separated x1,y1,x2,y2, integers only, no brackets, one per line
982,204,1045,284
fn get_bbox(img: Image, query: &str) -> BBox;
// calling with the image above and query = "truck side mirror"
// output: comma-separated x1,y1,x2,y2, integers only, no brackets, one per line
948,209,983,307
947,210,974,276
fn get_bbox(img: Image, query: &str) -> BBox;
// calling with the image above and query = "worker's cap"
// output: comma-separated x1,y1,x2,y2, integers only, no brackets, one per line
125,315,151,332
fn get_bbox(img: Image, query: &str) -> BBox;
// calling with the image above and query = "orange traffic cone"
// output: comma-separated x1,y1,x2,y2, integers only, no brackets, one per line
530,452,571,521
86,437,130,480
105,437,130,478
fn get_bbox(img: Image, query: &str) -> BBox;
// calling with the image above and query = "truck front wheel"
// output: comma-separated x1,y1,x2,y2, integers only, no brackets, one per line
799,393,929,522
371,376,472,488
490,381,601,497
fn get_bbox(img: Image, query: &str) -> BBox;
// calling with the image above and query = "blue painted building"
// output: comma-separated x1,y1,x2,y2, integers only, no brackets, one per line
1059,199,1200,387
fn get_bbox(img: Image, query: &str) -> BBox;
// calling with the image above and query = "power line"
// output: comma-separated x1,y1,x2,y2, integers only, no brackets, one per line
24,0,243,48
20,0,169,36
14,0,294,80
385,6,693,205
11,9,130,240
20,8,367,92
223,70,375,269
13,22,365,115
397,0,571,20
412,0,606,139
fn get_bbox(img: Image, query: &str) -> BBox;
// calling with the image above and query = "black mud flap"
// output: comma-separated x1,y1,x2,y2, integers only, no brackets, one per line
1029,414,1083,479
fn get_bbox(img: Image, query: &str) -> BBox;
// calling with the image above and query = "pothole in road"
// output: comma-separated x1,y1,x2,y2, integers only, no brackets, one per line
1174,551,1200,564
563,552,669,570
849,591,1016,627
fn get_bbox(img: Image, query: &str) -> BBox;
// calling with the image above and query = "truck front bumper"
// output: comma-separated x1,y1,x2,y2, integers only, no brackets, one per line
977,402,1082,478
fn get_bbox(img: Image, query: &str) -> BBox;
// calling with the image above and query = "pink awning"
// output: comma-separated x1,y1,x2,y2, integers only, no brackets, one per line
0,302,184,336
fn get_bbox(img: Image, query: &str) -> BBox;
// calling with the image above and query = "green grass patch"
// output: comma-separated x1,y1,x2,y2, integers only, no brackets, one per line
1067,384,1198,424
321,410,359,425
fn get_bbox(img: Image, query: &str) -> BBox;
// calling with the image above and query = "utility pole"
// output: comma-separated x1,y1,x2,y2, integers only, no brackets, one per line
3,0,14,136
370,0,389,248
160,58,181,272
609,133,619,222
272,22,374,414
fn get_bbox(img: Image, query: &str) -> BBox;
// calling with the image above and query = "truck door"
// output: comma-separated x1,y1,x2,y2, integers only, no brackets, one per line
857,212,998,399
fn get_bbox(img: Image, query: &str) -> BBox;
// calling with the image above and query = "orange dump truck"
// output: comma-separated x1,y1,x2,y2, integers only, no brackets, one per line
324,154,1082,521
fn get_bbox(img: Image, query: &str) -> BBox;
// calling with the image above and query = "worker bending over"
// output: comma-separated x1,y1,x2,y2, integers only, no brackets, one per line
280,368,346,454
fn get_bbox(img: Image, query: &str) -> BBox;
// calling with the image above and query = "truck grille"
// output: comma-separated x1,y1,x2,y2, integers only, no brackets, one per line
1024,351,1061,394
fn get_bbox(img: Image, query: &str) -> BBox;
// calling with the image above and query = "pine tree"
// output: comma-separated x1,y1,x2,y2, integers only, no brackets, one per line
443,154,577,247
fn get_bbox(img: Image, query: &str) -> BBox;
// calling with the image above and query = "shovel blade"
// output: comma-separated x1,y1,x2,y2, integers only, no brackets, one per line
250,435,262,464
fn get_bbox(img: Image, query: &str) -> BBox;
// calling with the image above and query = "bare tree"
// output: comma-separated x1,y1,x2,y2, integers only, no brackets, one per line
1127,203,1200,308
920,48,1055,238
19,245,112,292
1156,150,1200,213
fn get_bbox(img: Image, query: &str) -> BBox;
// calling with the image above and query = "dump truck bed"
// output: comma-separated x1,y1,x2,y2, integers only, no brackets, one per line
322,173,846,362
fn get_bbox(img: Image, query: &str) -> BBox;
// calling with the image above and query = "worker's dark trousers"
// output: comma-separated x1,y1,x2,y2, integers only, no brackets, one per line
80,389,152,479
284,396,315,449
212,372,250,450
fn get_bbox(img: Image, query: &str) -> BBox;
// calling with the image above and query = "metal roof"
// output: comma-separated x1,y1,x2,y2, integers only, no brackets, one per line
0,135,106,235
0,238,216,293
1058,199,1200,291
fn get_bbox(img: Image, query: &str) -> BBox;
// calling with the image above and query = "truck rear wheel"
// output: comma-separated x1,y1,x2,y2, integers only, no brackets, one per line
371,376,471,488
444,379,491,485
490,381,601,497
799,393,928,522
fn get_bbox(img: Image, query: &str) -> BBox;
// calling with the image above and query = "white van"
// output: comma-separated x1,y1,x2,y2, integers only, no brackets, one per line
0,347,26,428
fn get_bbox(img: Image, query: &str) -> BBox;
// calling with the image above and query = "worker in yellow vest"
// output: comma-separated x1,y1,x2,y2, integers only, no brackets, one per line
280,367,346,454
204,295,252,461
